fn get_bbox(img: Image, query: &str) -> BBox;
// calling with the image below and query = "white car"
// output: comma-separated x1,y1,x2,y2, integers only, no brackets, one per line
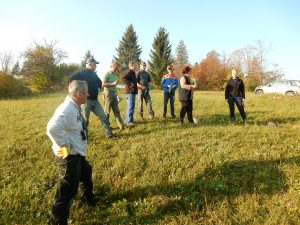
291,80,300,87
254,80,300,96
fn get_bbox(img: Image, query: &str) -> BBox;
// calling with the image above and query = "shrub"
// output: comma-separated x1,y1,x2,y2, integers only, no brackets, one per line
0,73,32,97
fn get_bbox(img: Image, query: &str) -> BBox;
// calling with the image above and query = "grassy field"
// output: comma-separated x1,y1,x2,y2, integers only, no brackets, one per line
0,90,300,225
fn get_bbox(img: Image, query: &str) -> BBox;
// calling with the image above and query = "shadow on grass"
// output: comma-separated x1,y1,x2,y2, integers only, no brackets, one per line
99,156,299,224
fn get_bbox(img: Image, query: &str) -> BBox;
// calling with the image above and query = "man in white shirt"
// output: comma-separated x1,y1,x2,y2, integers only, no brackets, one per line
47,80,95,225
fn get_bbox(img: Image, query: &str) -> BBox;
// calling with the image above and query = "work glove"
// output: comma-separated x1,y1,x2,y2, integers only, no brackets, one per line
57,146,70,159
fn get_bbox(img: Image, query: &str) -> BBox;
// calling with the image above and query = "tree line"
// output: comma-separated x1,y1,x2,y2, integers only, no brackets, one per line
0,24,283,97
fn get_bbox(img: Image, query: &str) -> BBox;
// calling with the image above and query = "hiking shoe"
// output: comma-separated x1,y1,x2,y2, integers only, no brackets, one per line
127,122,135,127
79,195,98,207
107,134,117,139
171,115,176,118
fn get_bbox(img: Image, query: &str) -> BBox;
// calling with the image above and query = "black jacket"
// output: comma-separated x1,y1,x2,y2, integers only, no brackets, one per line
123,70,138,94
225,77,245,99
69,69,102,100
179,75,192,102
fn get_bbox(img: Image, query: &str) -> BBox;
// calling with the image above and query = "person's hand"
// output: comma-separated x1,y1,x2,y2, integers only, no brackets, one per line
112,81,117,86
57,146,70,159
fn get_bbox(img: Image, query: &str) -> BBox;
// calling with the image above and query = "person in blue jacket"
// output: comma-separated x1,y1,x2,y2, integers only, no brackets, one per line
161,65,179,118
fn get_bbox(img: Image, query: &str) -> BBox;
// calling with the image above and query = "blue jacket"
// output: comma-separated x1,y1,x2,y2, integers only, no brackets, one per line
161,74,179,93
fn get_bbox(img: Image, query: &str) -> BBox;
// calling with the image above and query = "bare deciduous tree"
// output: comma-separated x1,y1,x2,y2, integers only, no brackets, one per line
0,51,13,74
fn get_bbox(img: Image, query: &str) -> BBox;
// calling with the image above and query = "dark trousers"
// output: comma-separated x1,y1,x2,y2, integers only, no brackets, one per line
228,97,246,121
180,100,193,123
50,155,93,225
163,92,175,116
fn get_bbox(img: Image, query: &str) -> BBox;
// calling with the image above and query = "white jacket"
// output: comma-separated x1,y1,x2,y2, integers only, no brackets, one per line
47,96,87,156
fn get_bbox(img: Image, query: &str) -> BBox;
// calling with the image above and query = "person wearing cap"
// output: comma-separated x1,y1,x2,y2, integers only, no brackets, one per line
123,61,138,126
69,57,114,138
136,61,155,120
225,69,247,125
47,80,96,225
161,65,179,118
102,62,125,130
179,65,197,125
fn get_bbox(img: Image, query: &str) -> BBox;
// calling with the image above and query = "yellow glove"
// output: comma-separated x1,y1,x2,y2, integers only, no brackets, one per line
57,146,70,159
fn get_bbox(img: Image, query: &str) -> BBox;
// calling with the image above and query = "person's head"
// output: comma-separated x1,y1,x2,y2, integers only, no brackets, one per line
68,80,88,106
182,65,192,76
128,61,136,70
167,65,174,74
231,69,237,79
140,61,146,71
110,61,118,72
86,57,99,71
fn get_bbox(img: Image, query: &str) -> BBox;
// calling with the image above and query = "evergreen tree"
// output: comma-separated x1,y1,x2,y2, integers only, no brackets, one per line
148,27,173,87
11,61,20,76
113,24,142,76
175,40,189,65
81,50,94,68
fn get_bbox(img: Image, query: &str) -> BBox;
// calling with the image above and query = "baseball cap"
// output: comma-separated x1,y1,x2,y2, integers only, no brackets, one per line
86,57,99,64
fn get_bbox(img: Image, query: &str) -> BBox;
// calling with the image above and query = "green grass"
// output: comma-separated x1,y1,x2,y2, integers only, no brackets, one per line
1,90,300,224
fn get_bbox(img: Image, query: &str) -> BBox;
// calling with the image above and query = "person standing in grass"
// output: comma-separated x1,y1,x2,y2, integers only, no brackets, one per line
47,80,96,225
161,65,179,118
179,65,197,125
123,61,138,126
136,61,155,120
69,57,114,138
102,62,125,130
225,69,247,124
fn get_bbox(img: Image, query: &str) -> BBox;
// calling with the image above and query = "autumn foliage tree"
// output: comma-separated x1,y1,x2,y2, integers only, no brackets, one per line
193,50,228,90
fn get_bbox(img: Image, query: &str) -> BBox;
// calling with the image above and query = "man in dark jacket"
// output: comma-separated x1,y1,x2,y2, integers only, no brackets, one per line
123,61,138,126
136,61,155,120
69,57,113,138
225,69,247,125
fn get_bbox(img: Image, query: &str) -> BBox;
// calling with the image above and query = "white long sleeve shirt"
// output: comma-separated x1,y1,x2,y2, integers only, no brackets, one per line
47,96,87,156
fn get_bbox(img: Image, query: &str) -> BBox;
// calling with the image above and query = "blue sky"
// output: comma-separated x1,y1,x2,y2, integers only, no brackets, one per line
1,0,299,79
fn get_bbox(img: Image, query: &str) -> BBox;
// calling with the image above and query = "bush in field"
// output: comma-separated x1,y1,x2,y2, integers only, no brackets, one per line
0,72,32,97
21,40,67,92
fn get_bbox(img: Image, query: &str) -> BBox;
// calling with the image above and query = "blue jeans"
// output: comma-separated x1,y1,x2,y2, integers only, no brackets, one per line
81,99,112,137
126,93,136,123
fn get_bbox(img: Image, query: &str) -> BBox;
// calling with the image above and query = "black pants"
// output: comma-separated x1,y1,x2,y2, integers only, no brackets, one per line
50,155,94,225
180,100,193,123
228,97,246,121
163,92,175,116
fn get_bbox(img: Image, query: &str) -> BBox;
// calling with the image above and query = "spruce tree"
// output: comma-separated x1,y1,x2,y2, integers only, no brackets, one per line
81,50,94,68
11,61,20,76
113,24,142,76
148,27,173,87
175,40,189,65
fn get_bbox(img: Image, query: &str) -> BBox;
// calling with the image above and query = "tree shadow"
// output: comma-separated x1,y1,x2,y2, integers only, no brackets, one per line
100,156,299,224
